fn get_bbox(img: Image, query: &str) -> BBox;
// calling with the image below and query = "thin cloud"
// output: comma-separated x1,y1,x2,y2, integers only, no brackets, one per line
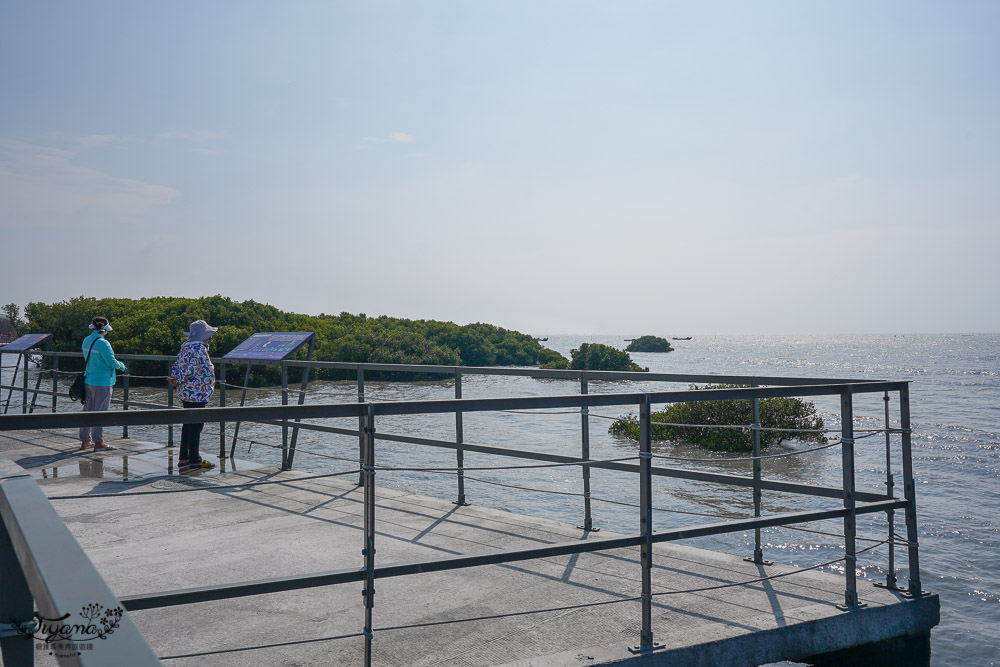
156,130,226,143
361,131,415,145
72,134,116,148
71,134,143,149
0,138,178,224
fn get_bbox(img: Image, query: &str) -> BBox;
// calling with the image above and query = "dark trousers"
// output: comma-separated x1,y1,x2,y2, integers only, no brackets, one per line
180,401,207,461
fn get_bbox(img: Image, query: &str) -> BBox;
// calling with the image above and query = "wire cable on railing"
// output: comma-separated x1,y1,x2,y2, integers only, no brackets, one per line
612,419,882,435
634,430,887,464
783,524,904,545
588,411,885,436
650,539,889,597
422,469,745,520
46,468,362,500
203,431,361,465
497,409,583,415
452,471,907,534
649,440,845,464
214,381,308,394
373,456,639,474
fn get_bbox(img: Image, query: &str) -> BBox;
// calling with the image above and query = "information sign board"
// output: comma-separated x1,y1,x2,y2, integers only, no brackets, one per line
222,332,315,361
2,333,52,352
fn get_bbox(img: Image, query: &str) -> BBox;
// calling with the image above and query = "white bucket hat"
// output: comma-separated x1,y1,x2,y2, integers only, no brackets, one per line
184,320,218,342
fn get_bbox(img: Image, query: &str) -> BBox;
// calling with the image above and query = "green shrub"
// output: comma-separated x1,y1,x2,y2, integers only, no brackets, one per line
21,296,569,384
567,343,646,372
625,335,673,353
538,347,568,369
609,384,826,452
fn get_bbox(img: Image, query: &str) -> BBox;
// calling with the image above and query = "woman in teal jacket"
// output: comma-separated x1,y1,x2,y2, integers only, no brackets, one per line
79,316,126,450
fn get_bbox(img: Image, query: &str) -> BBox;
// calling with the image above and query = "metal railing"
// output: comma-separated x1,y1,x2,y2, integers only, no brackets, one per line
0,454,161,666
0,367,923,663
2,351,905,538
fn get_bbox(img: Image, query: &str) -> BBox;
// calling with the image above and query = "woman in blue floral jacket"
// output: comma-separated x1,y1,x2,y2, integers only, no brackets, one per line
168,320,218,470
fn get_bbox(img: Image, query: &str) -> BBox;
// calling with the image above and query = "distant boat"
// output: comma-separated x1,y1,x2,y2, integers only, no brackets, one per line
535,337,548,342
671,336,692,341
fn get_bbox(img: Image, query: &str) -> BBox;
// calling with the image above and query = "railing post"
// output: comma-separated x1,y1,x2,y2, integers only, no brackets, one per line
229,363,251,458
579,375,596,531
2,354,19,414
218,362,226,459
899,383,922,596
357,367,365,486
875,391,898,591
0,512,34,666
122,362,130,438
21,353,27,414
280,362,289,470
362,404,377,667
745,381,769,564
3,354,20,414
454,369,468,506
285,338,314,471
51,355,58,413
28,354,44,414
839,387,861,609
167,381,174,447
629,394,659,653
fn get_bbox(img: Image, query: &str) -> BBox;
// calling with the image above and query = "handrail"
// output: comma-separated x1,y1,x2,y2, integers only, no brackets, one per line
19,349,887,386
0,455,161,665
0,381,908,431
0,362,922,664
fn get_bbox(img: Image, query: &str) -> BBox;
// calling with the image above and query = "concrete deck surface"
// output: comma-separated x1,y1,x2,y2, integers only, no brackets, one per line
0,429,938,666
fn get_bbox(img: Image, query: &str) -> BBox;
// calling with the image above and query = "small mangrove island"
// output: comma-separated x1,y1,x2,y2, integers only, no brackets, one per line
609,384,825,452
543,342,647,372
625,335,674,353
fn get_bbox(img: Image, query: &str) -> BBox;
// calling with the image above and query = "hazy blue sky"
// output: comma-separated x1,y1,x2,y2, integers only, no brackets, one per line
2,1,998,334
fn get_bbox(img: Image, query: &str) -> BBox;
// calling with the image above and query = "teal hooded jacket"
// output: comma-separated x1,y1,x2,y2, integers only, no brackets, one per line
81,332,126,387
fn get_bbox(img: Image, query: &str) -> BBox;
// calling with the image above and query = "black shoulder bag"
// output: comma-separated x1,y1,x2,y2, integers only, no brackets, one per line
68,338,99,402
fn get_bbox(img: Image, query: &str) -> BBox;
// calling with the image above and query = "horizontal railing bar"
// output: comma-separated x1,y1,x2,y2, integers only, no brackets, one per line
0,404,364,430
120,567,367,611
118,499,907,610
19,350,889,385
0,384,58,397
375,534,644,578
0,382,908,431
652,499,907,543
0,472,161,664
366,383,908,416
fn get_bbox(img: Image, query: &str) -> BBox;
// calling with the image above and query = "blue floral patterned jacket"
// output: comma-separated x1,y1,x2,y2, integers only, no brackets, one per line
169,341,216,403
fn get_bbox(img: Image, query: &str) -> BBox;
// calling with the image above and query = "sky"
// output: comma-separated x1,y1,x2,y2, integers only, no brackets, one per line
1,1,998,334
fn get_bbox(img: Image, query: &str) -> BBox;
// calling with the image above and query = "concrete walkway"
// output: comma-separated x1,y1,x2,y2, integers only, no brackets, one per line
0,429,938,666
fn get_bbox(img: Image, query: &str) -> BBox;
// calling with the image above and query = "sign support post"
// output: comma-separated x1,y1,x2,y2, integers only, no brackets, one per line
0,335,53,415
221,332,316,465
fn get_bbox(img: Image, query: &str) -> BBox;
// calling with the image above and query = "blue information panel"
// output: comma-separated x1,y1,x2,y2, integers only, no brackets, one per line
2,333,52,352
223,332,314,361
